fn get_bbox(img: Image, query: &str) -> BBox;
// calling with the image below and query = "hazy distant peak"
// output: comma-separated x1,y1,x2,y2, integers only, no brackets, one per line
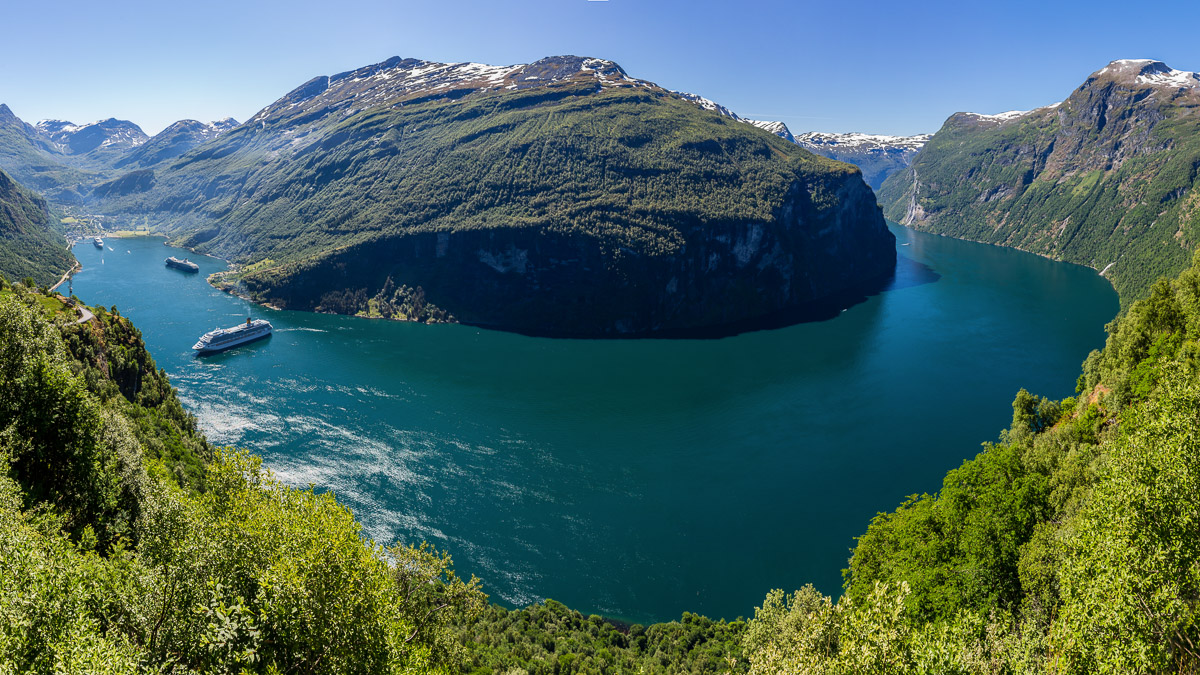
794,131,932,151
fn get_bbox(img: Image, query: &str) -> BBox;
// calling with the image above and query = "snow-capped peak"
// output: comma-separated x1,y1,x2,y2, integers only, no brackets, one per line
36,119,82,134
1097,59,1200,89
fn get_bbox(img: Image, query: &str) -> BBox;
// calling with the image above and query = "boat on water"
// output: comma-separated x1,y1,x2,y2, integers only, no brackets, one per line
193,318,273,354
93,236,104,249
165,256,200,272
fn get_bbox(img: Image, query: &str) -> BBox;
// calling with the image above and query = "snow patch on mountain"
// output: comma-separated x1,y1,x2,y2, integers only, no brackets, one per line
795,131,932,151
744,120,795,143
1097,59,1200,89
250,55,646,126
671,91,742,120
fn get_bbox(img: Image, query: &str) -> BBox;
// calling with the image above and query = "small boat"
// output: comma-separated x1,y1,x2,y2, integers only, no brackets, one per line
165,256,200,272
193,318,273,354
93,237,104,249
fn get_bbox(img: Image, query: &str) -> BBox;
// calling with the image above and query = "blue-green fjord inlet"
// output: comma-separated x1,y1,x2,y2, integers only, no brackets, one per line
68,223,1117,624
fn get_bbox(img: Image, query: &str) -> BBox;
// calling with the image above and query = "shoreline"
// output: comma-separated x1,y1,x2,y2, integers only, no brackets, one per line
48,261,81,293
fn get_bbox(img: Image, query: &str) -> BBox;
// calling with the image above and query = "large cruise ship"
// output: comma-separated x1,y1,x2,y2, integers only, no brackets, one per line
92,236,104,249
193,318,273,354
165,256,200,272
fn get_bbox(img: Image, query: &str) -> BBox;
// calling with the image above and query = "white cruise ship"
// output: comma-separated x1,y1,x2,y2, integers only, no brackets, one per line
193,318,273,354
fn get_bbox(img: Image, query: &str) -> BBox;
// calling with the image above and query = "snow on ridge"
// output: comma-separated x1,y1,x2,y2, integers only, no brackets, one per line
1097,59,1200,89
965,109,1031,122
1137,67,1200,88
742,119,794,143
794,131,932,151
962,100,1063,124
671,91,741,120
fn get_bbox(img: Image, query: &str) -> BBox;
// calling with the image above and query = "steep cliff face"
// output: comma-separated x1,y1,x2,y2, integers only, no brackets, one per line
236,158,893,337
878,59,1200,304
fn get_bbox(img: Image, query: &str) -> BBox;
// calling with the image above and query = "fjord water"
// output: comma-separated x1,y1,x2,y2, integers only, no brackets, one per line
69,225,1117,623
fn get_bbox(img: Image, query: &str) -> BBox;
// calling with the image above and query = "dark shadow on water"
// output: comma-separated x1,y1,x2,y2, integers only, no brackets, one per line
472,253,942,341
886,253,941,293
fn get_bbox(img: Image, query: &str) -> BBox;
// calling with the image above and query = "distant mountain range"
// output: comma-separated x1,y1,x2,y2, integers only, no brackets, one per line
878,58,1200,304
0,105,238,202
668,94,931,189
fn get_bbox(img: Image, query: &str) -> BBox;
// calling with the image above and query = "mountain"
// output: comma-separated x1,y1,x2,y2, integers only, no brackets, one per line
33,117,148,169
0,169,74,286
877,59,1200,304
35,118,148,155
94,55,895,337
0,104,94,202
722,114,930,189
114,118,238,170
792,131,931,189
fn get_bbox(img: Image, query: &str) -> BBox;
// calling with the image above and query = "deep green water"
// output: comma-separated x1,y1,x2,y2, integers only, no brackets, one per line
68,224,1118,624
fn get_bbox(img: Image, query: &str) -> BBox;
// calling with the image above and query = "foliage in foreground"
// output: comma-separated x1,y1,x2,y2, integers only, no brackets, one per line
739,251,1200,674
0,291,485,674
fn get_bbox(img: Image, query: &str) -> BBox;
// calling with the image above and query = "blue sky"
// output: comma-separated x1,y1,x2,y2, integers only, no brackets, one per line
2,0,1198,136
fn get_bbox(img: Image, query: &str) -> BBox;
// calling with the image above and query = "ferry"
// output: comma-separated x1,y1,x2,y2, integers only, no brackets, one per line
165,256,200,272
93,236,104,249
193,318,273,354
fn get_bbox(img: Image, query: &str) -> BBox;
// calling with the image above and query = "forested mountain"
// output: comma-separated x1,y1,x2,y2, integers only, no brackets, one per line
878,59,1200,304
0,168,74,286
90,55,895,336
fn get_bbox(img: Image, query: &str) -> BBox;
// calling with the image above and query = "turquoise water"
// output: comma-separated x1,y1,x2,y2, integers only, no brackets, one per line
68,225,1118,623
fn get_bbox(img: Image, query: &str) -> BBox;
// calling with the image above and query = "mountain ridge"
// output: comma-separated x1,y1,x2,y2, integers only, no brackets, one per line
877,58,1200,304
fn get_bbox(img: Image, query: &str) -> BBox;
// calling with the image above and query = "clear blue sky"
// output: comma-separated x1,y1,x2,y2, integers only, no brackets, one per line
2,0,1198,136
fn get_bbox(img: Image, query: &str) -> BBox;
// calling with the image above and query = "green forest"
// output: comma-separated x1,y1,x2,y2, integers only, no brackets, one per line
5,236,1200,672
0,168,74,289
